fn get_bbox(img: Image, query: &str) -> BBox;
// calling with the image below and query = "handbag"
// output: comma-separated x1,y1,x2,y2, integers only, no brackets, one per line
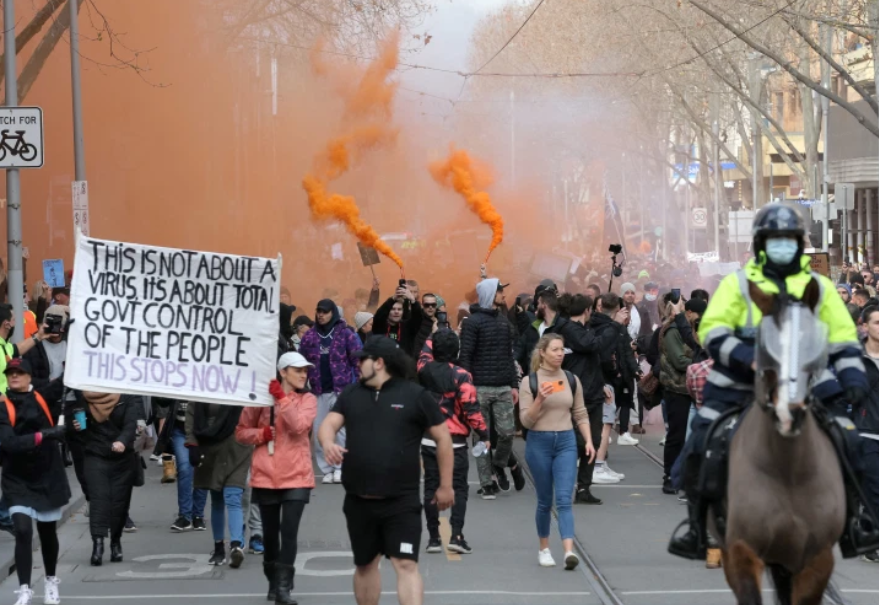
638,369,660,398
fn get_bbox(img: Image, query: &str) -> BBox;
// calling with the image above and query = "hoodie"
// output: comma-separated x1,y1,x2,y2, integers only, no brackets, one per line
459,280,518,388
298,302,363,395
477,278,500,310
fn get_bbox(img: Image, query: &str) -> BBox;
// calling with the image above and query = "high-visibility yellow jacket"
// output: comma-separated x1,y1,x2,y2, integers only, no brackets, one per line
698,254,866,403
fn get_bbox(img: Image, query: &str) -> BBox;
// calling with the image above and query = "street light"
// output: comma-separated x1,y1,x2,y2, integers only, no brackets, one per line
748,52,778,211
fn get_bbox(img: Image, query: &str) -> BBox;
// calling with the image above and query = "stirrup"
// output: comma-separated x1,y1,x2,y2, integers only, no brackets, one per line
668,519,707,561
840,516,879,559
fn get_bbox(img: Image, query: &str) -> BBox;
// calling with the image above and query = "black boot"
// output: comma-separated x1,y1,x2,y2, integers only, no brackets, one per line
110,538,123,563
274,563,298,605
668,500,707,560
90,536,104,566
263,562,277,601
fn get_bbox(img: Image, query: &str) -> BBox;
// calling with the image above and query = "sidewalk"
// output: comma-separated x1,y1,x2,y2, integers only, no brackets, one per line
0,459,599,605
1,467,85,581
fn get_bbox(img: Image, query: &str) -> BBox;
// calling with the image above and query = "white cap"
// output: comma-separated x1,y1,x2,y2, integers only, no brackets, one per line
277,352,313,372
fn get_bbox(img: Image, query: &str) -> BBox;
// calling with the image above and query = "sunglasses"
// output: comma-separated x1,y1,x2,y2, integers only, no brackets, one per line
315,308,332,314
422,302,437,308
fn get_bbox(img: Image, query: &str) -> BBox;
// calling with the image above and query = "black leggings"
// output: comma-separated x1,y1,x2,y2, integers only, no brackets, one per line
259,501,306,566
12,514,58,586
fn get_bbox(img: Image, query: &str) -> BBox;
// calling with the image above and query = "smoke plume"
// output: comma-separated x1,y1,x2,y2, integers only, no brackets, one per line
302,34,403,268
430,148,505,262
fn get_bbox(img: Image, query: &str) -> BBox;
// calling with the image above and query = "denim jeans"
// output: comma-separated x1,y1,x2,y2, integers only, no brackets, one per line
171,428,207,521
525,429,577,540
210,487,244,545
685,403,697,442
313,393,346,475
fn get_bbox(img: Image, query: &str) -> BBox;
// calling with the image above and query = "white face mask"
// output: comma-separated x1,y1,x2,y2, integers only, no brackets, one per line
765,237,799,265
645,293,657,302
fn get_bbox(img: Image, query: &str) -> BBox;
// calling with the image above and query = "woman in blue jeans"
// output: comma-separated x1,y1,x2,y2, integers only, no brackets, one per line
185,402,253,568
520,334,595,570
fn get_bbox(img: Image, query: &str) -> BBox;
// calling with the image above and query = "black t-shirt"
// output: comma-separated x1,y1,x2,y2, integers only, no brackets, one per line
334,377,444,497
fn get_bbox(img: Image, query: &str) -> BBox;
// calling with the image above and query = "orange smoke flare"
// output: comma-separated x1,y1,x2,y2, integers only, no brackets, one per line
430,148,505,262
302,34,403,268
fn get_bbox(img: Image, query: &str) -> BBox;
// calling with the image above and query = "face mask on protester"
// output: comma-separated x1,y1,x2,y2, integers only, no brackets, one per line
645,294,657,302
765,237,799,265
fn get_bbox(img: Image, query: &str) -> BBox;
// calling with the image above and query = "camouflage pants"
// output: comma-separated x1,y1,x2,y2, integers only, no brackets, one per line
475,386,515,488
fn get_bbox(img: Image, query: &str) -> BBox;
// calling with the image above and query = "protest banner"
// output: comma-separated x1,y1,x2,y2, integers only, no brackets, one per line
808,252,830,278
65,235,280,407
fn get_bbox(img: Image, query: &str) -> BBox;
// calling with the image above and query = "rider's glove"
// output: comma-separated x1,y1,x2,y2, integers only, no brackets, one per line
845,386,867,407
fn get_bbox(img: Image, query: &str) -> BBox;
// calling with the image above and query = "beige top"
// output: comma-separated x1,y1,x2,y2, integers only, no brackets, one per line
519,367,589,432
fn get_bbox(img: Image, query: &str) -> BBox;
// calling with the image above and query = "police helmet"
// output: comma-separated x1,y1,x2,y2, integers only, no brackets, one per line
752,202,805,252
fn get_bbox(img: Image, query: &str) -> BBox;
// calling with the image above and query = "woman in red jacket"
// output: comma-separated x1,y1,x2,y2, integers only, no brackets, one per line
236,352,317,605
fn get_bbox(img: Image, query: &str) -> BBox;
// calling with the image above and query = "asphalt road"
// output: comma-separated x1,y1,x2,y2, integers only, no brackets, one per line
4,410,879,605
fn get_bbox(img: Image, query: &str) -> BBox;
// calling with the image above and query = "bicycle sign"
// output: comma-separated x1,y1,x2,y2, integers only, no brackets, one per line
0,107,43,168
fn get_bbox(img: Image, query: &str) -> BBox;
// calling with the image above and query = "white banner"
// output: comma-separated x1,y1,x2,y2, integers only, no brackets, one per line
65,235,281,407
687,251,720,262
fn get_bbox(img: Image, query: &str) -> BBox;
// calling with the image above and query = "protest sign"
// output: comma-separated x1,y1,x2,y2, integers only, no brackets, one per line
357,242,381,267
42,259,65,288
809,252,830,278
65,236,280,407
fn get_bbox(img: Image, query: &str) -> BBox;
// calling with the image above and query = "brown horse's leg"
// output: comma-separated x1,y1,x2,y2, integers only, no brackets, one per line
791,547,834,605
722,540,764,605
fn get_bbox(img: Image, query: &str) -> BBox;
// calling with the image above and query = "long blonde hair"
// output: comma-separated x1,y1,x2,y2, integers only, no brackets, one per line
530,333,564,373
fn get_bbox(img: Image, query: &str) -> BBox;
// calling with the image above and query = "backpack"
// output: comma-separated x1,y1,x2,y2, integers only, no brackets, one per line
529,370,578,399
4,392,53,428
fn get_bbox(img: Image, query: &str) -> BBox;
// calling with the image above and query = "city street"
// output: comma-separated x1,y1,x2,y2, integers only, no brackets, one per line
4,419,879,605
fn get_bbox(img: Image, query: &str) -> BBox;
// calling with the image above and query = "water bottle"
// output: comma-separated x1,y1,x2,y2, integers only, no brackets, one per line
472,441,488,457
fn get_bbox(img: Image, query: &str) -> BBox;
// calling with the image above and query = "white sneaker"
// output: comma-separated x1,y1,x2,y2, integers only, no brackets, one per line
604,465,625,480
592,465,621,484
333,469,342,484
538,548,556,567
564,551,580,571
617,432,640,446
659,432,667,447
43,577,60,605
14,585,33,605
321,473,334,484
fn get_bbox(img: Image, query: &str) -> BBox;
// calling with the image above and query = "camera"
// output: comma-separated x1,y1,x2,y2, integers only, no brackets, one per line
609,243,623,278
44,314,64,335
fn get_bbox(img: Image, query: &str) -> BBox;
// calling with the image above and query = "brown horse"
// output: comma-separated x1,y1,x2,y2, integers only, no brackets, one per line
709,280,846,605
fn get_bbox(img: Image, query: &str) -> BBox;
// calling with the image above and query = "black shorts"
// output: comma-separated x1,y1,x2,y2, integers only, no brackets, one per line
343,494,423,566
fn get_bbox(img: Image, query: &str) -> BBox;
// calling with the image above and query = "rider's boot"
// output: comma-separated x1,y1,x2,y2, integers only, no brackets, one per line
668,459,707,560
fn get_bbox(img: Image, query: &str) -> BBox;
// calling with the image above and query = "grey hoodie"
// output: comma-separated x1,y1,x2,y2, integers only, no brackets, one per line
477,279,500,310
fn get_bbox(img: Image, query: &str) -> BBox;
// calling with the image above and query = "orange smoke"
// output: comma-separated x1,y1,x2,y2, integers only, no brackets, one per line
430,148,505,262
302,34,403,268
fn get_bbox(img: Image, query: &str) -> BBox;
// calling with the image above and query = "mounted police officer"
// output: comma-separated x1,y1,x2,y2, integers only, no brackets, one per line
668,202,879,560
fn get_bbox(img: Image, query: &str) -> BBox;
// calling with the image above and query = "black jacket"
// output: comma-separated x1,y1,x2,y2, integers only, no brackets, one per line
459,305,518,389
66,394,141,459
372,297,424,358
548,317,618,407
515,314,559,372
0,380,70,511
589,312,639,389
412,316,435,362
857,355,879,434
24,342,52,388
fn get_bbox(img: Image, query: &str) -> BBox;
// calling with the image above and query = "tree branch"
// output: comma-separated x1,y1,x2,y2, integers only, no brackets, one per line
689,0,879,139
0,0,66,87
782,12,878,114
18,0,85,103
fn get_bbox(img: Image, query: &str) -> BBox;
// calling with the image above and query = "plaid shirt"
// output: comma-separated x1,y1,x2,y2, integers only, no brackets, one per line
686,358,714,408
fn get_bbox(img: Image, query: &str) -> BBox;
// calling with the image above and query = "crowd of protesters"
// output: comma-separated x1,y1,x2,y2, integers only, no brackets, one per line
12,247,856,605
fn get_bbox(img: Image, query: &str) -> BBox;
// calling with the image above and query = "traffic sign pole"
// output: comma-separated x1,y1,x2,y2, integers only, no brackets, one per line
4,0,25,332
70,0,86,183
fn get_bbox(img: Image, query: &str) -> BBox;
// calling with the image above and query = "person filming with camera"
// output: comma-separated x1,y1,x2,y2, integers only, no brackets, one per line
23,306,69,388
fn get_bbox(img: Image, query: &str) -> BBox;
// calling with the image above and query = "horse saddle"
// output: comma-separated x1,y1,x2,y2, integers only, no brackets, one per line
697,405,746,503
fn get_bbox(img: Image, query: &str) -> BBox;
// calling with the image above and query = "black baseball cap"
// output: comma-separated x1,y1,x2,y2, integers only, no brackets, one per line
685,299,708,316
4,358,32,375
355,335,400,360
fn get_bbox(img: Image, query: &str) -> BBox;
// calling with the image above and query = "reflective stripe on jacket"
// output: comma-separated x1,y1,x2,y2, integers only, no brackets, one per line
698,255,866,401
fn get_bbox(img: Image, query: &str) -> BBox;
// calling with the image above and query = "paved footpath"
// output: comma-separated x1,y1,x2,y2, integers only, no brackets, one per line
4,417,879,605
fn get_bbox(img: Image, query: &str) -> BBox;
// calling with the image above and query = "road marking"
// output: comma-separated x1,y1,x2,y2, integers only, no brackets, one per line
621,589,879,596
295,551,355,577
592,484,664,488
438,517,461,561
62,591,593,599
116,554,213,579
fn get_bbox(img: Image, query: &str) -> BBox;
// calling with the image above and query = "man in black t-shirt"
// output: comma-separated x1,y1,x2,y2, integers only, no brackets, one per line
319,336,454,605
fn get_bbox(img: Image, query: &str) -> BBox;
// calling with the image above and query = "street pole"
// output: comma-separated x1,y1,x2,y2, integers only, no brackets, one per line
4,1,24,331
749,54,762,211
712,94,722,256
661,171,668,261
821,16,831,252
70,0,86,183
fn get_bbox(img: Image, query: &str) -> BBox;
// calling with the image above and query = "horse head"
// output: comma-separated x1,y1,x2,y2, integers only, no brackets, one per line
749,278,829,437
